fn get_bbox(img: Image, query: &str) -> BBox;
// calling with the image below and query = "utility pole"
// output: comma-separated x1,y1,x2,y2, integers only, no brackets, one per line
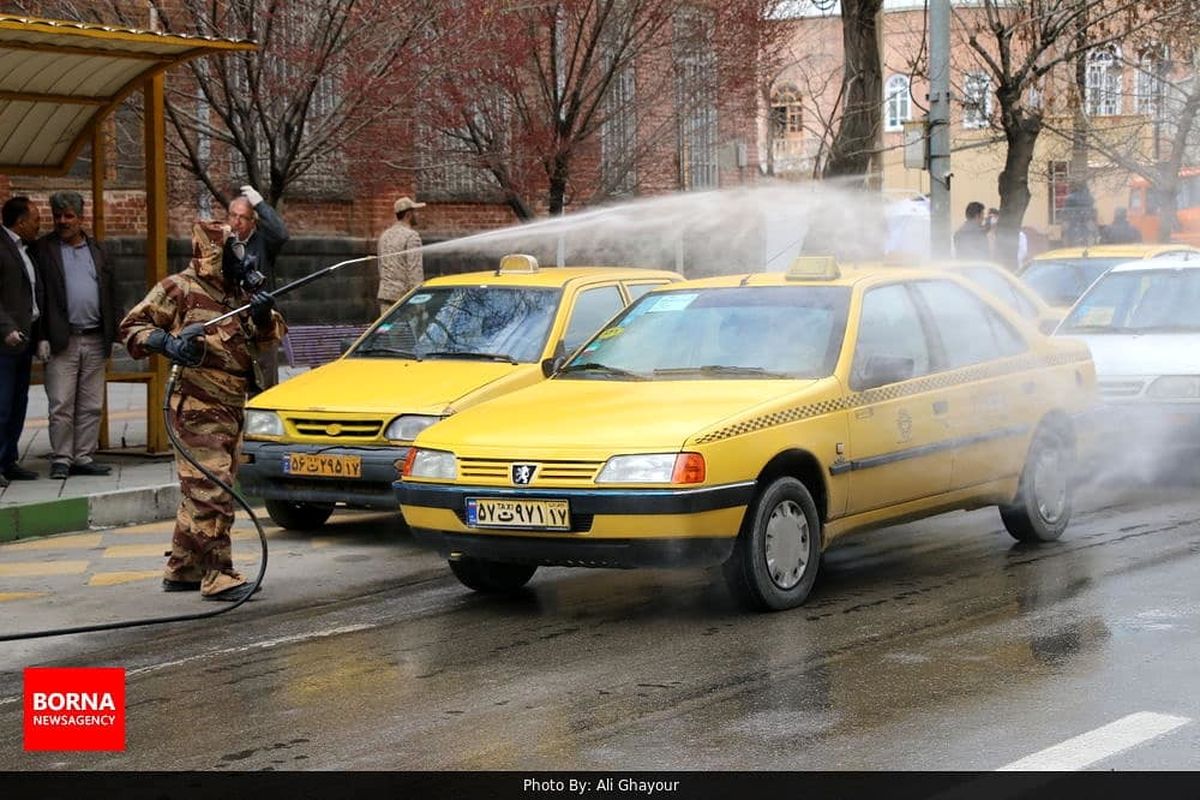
928,0,952,257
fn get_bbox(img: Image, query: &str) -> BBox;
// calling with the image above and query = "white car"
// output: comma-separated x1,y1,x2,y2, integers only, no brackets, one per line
1054,256,1200,475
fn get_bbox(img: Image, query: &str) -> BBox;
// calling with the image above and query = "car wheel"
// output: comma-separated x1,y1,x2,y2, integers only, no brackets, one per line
722,477,821,611
448,557,538,594
1000,425,1072,543
264,498,335,530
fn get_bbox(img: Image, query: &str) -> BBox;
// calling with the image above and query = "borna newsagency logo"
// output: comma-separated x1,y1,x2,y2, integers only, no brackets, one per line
24,667,126,751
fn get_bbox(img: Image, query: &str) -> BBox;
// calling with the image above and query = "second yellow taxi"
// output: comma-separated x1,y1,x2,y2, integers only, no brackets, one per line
396,257,1096,611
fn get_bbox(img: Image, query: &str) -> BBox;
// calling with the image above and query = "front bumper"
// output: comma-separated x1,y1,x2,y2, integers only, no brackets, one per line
1080,402,1200,447
395,481,755,568
241,440,408,509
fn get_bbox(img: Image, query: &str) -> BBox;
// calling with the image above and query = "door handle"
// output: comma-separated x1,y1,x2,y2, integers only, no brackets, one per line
932,400,949,414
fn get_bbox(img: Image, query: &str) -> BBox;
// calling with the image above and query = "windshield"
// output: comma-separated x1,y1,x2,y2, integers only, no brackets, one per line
1021,258,1125,307
1060,269,1200,333
560,286,851,380
350,285,560,363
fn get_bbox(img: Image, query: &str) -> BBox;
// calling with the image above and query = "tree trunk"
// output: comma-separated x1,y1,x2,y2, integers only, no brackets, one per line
995,100,1040,270
822,0,882,180
548,152,570,216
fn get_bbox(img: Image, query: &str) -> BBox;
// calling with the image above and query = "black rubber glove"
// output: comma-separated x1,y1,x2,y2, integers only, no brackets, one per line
145,324,206,367
249,291,275,327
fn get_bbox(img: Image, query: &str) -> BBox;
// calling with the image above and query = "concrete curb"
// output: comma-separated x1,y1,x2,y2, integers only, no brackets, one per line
0,483,180,543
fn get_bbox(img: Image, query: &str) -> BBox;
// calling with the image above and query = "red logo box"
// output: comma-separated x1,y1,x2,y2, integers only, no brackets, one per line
24,667,126,752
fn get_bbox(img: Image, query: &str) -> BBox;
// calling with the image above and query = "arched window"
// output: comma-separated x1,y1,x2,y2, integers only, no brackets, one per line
770,83,805,172
1136,44,1169,116
884,74,911,132
1086,46,1122,116
771,84,803,137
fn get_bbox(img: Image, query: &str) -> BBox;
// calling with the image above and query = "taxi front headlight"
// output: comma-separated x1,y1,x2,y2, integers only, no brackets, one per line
596,453,705,485
402,448,457,480
385,414,444,442
1147,376,1200,399
244,410,284,437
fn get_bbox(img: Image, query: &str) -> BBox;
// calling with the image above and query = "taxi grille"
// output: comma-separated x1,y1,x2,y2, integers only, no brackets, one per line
287,417,384,438
1098,380,1145,399
457,458,604,485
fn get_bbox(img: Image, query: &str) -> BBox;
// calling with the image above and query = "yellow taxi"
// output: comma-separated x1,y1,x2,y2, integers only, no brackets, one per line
240,255,680,529
396,257,1097,611
1019,244,1200,315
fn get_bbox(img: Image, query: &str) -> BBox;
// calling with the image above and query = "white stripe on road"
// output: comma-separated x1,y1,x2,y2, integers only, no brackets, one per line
998,712,1190,771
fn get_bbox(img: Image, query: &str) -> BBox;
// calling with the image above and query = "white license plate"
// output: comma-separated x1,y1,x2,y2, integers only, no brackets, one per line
466,498,570,530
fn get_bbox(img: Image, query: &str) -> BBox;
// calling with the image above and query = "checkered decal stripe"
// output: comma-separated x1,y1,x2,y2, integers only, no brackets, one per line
693,352,1089,445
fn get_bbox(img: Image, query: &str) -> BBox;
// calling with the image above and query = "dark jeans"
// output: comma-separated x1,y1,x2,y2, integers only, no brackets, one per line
0,345,33,469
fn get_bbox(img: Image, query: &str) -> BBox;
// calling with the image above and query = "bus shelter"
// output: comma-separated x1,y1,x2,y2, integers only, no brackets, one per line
0,15,255,453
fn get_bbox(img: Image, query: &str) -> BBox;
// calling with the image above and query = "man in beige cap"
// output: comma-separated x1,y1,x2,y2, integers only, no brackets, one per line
377,196,426,315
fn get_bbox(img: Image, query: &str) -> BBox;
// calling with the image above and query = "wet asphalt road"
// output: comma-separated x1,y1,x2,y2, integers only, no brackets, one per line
1,479,1199,771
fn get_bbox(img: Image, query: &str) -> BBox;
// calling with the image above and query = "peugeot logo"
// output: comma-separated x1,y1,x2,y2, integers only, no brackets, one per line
511,463,537,485
325,423,343,436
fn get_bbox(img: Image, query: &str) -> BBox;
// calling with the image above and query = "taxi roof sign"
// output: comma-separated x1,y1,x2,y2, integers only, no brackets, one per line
497,253,540,275
786,255,840,281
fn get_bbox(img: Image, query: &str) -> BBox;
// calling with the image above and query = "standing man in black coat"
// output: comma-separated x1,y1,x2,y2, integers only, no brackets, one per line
226,185,288,390
35,191,120,479
0,196,44,486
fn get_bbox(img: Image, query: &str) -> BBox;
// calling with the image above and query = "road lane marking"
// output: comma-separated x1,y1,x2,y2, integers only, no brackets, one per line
0,561,89,577
103,543,169,559
998,712,1190,771
124,623,377,678
0,591,46,602
4,534,103,551
88,570,162,587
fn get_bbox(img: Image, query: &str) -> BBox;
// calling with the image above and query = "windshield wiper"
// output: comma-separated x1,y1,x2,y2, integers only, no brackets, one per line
352,345,422,360
653,365,792,379
559,361,649,380
424,350,517,364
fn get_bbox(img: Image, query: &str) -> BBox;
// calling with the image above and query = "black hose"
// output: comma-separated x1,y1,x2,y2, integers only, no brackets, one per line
0,364,267,642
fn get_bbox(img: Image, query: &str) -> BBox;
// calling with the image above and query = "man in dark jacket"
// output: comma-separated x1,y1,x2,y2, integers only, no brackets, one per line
226,185,288,389
35,191,120,479
0,196,43,486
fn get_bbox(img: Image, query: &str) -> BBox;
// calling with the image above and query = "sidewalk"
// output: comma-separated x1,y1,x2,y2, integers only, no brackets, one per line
0,367,309,542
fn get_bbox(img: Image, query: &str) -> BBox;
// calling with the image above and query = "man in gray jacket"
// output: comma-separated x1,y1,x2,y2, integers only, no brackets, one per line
227,184,288,389
35,191,120,479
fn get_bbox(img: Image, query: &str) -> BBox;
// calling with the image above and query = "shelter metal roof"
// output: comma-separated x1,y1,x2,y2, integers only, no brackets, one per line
0,14,255,175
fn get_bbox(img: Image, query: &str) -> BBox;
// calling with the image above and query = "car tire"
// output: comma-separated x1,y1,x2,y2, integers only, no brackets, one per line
722,477,821,611
264,498,335,530
448,557,538,594
1000,424,1072,543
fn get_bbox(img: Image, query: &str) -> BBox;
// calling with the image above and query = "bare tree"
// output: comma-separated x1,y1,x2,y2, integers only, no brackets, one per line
1041,7,1200,241
408,0,776,219
957,0,1179,262
13,0,440,208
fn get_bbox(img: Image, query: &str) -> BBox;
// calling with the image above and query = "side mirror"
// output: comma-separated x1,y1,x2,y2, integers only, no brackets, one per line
541,340,567,378
859,354,914,390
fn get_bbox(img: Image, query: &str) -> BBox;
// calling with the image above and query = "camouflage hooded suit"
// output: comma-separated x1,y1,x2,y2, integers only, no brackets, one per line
120,221,286,597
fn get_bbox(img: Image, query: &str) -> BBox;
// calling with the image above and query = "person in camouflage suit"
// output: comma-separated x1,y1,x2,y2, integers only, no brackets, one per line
120,220,286,601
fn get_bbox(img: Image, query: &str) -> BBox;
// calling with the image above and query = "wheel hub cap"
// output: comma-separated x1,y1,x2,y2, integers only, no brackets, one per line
764,499,809,590
1033,449,1067,524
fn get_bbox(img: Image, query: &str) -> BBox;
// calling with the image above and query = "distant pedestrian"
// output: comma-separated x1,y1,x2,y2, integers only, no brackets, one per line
377,196,426,316
953,201,991,261
35,192,120,479
227,184,288,389
0,196,43,487
1100,208,1142,244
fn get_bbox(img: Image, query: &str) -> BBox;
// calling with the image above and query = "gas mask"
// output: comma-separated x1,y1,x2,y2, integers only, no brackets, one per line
222,237,267,294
